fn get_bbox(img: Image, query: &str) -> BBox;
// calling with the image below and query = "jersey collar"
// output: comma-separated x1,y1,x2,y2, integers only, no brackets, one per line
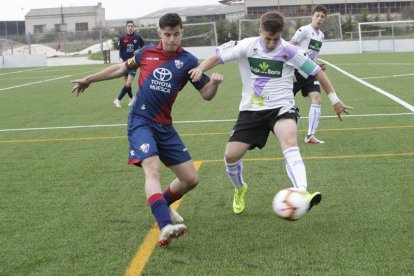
310,23,320,34
259,37,281,53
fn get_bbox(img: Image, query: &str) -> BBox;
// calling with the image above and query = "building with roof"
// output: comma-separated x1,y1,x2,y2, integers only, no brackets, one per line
138,4,244,26
243,0,414,18
24,2,105,34
106,19,139,30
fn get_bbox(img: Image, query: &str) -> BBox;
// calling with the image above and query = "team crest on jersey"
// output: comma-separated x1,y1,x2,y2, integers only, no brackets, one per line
140,143,150,154
175,60,184,69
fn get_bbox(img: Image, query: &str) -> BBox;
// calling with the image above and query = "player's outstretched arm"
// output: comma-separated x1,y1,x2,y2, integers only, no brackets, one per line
199,73,224,101
317,61,327,71
71,63,128,96
189,55,221,82
315,70,353,121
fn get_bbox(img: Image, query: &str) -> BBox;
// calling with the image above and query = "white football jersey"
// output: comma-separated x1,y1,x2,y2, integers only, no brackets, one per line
291,23,324,61
217,37,320,111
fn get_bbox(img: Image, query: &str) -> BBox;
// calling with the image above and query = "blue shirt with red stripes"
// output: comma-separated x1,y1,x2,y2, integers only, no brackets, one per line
118,32,144,61
126,42,210,125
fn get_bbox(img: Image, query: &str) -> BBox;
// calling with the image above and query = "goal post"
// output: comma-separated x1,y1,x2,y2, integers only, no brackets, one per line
239,13,343,41
358,20,414,53
136,22,218,47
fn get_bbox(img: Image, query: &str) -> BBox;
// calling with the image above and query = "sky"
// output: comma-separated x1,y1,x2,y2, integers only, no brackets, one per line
0,0,225,20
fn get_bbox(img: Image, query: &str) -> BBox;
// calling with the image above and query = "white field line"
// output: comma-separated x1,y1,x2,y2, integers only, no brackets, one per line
0,124,127,132
0,67,101,92
0,75,72,92
4,76,72,80
360,73,414,80
0,113,413,132
319,58,414,112
334,63,414,66
0,67,46,76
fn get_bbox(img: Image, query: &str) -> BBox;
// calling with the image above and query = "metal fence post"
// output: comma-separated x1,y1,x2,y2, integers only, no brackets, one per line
27,33,31,55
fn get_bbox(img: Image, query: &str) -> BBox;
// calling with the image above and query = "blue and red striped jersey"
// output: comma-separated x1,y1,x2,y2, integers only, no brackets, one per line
126,42,210,125
118,32,144,61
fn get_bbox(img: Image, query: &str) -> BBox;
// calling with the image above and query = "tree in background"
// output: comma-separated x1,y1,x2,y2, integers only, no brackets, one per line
401,6,414,20
110,28,122,50
342,14,357,36
360,8,371,22
216,20,237,44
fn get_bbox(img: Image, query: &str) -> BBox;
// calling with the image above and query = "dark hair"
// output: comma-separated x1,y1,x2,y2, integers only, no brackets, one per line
312,5,328,16
159,13,183,29
126,20,134,26
260,11,284,35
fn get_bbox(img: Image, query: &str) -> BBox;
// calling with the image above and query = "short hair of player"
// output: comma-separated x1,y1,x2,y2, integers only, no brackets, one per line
159,13,183,29
126,20,134,26
312,5,328,16
260,11,285,35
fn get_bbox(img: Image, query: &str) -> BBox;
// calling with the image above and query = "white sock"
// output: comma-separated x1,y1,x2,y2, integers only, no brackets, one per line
308,104,321,136
225,159,244,189
283,147,307,191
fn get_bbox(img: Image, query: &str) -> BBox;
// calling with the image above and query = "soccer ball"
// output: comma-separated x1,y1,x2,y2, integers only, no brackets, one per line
272,188,310,221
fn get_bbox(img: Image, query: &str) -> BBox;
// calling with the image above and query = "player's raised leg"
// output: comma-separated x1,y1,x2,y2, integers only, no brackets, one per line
164,161,200,223
274,117,322,211
142,156,188,247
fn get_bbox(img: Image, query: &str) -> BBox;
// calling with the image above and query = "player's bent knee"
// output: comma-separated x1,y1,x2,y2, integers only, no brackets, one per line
224,153,242,165
186,174,199,189
180,171,199,189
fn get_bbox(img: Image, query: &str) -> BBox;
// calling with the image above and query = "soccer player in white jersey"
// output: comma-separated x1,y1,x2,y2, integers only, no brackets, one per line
290,5,328,144
190,11,352,214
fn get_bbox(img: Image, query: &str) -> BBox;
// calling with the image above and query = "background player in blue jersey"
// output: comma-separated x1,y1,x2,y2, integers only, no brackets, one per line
71,13,223,247
113,20,144,108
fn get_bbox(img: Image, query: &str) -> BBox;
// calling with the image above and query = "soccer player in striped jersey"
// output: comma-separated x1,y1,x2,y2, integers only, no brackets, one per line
71,13,224,247
190,11,352,215
113,20,144,108
290,5,328,144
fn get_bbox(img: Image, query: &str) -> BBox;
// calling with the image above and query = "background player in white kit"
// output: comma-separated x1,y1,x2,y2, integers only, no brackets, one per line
190,11,352,215
290,5,329,144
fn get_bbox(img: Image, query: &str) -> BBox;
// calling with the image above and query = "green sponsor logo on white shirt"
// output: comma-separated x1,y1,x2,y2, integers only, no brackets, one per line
308,39,322,52
248,57,284,78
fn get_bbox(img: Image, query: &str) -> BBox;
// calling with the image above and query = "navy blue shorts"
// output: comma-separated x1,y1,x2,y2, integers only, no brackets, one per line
127,115,191,167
